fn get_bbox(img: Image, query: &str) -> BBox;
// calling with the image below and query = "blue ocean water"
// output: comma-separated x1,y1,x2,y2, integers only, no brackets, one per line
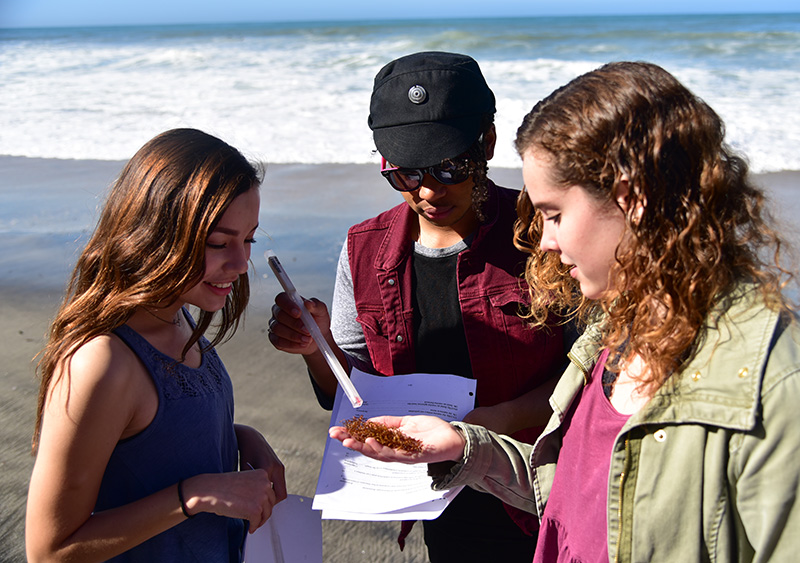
1,13,799,171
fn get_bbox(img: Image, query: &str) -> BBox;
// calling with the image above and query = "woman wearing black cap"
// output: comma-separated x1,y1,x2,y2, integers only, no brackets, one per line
269,51,570,562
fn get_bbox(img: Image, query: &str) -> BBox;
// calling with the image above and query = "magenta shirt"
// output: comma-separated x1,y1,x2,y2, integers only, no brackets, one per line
533,349,630,563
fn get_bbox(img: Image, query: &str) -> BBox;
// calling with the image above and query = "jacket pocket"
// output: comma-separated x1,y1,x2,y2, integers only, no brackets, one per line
355,309,393,374
356,309,387,337
488,287,530,316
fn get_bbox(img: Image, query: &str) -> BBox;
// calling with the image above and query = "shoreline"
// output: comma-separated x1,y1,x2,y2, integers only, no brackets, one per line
1,156,797,561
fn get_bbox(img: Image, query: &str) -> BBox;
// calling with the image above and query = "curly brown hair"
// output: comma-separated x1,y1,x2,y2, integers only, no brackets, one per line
512,61,794,390
466,114,496,223
33,128,262,450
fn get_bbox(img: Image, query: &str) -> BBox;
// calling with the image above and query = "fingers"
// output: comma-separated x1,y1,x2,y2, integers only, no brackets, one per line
328,427,368,453
239,432,288,505
329,427,418,463
250,484,276,533
267,293,331,354
330,415,464,464
329,425,350,440
191,470,280,530
248,500,274,534
268,301,312,351
362,437,422,461
343,436,419,463
261,457,288,503
270,300,308,334
245,469,277,532
274,291,303,317
367,415,405,427
273,292,326,321
270,474,288,504
357,437,395,458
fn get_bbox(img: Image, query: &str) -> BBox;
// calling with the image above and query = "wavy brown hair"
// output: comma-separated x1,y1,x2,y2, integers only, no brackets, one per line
33,128,262,450
512,61,794,390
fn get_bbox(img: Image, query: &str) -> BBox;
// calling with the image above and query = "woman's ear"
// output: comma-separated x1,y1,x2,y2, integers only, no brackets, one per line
616,175,645,223
616,176,631,209
482,124,497,161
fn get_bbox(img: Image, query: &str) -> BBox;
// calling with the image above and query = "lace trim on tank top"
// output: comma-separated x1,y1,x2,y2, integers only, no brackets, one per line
114,320,227,400
156,349,226,400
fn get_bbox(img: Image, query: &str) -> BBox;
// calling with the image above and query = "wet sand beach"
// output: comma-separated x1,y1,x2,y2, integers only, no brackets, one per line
1,156,797,561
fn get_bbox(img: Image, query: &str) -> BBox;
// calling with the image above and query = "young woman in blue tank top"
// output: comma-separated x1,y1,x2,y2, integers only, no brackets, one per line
26,128,286,562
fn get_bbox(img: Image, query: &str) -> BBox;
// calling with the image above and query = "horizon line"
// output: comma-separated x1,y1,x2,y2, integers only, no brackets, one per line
2,10,799,31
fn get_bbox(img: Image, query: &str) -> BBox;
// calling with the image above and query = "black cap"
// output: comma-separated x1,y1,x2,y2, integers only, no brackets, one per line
368,51,496,168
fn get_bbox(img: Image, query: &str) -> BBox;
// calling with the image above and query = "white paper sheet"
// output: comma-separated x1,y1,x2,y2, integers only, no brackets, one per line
320,486,463,521
313,369,477,520
243,495,322,563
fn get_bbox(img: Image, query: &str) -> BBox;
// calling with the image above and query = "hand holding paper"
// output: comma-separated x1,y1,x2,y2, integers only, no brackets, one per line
313,369,476,521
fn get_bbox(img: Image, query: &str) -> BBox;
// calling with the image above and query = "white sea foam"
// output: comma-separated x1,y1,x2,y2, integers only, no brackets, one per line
1,16,798,172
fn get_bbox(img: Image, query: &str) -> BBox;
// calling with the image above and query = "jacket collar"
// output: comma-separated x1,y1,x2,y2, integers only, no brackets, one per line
566,285,780,431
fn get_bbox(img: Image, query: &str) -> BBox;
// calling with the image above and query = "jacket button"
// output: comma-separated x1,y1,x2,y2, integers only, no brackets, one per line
387,278,396,286
738,367,748,378
396,335,403,342
654,429,667,443
691,371,701,382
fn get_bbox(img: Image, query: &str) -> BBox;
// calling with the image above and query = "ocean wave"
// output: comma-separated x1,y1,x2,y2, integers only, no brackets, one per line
1,15,798,172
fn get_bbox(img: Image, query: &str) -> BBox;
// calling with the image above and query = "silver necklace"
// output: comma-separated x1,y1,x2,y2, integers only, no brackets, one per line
141,306,181,327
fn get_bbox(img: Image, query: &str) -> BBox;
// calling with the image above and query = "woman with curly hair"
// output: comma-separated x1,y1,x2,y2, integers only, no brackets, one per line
330,62,800,562
26,128,286,562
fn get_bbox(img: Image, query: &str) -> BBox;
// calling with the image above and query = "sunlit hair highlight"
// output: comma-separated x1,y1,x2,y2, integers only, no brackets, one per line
33,128,262,450
513,61,794,391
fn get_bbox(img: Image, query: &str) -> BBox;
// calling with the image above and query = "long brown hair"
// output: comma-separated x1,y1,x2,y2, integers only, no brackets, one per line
34,128,262,449
513,61,794,389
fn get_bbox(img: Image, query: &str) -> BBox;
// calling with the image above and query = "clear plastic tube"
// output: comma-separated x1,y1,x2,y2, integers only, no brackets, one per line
266,251,363,408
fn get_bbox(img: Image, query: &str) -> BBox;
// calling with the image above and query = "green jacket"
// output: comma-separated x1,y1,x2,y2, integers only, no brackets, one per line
438,287,800,562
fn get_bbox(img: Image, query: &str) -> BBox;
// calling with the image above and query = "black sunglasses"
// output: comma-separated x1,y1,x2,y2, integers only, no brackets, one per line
380,157,473,192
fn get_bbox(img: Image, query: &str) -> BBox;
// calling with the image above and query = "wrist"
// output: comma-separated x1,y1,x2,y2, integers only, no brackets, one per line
428,425,469,489
451,423,468,462
301,346,324,361
177,479,195,519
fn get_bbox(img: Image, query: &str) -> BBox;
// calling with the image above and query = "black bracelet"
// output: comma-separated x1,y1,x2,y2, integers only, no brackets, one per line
177,479,194,519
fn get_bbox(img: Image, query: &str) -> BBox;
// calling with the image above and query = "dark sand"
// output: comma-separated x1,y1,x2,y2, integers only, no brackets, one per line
1,156,797,562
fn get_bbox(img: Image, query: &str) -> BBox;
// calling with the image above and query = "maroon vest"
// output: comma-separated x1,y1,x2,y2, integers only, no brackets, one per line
346,182,566,445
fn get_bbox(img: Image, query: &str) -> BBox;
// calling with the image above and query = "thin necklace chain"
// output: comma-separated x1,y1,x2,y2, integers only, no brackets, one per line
141,306,181,326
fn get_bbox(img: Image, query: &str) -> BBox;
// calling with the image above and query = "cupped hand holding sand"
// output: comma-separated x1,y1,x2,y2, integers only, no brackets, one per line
329,415,466,464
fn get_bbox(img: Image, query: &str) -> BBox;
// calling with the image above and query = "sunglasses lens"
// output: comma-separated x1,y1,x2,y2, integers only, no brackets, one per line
389,169,424,192
432,160,471,185
381,159,471,192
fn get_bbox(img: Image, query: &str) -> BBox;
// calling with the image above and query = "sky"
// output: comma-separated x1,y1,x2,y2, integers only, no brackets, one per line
1,0,797,28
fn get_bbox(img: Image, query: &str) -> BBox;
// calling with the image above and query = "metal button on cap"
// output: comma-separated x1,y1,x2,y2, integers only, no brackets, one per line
408,85,427,104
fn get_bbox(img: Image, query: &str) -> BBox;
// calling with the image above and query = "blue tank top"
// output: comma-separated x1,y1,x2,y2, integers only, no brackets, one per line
95,318,245,562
